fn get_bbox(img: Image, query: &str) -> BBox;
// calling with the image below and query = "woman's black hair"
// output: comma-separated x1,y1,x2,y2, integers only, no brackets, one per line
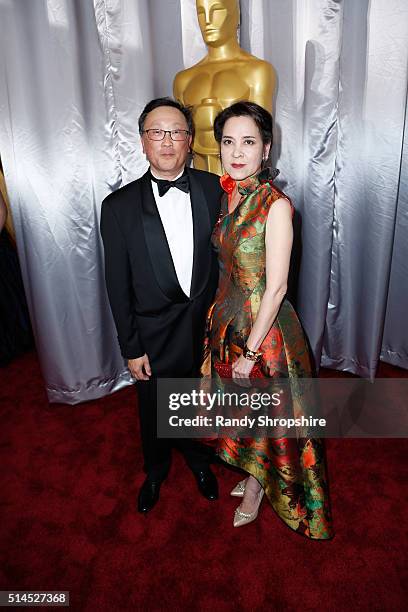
214,101,273,146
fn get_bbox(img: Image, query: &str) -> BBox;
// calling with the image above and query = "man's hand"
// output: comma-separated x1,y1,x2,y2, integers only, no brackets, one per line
128,354,151,381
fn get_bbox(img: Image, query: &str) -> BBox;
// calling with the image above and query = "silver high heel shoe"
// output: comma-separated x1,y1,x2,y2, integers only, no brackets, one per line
233,488,264,527
230,478,247,497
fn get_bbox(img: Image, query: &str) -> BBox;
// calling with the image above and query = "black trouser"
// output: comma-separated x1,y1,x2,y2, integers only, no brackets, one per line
137,377,212,481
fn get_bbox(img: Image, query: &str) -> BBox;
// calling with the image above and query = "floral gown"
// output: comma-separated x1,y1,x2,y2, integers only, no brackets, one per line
205,170,333,540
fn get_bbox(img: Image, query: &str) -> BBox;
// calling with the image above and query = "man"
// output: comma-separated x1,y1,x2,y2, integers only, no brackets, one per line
100,98,222,513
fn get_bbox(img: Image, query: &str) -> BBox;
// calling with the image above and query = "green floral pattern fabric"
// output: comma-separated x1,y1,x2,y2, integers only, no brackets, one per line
207,172,334,539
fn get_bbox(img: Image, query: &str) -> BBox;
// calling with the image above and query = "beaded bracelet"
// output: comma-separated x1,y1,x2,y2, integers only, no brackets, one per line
243,344,262,362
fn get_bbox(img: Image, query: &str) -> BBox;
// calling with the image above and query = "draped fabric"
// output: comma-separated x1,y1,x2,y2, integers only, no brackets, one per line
0,0,406,402
242,0,408,377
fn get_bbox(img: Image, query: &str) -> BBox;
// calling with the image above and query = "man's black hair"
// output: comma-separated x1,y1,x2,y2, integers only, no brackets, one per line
138,97,194,137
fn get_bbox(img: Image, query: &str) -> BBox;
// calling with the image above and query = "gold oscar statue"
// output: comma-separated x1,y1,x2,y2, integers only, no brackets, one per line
173,0,275,174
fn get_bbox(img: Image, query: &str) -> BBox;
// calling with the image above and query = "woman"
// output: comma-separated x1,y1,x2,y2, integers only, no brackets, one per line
206,101,333,539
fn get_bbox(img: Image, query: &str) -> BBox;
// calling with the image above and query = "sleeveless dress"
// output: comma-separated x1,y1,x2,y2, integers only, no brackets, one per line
205,170,333,540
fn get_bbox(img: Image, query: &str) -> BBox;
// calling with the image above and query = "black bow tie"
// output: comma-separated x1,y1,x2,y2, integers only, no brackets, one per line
150,172,190,197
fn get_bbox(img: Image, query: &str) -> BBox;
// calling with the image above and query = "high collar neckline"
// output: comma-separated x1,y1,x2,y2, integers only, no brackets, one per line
220,167,279,196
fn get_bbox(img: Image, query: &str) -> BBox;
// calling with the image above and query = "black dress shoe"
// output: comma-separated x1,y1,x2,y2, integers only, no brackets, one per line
138,478,162,513
193,469,219,500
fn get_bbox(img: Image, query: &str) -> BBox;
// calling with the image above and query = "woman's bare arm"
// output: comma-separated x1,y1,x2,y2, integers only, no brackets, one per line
232,197,293,378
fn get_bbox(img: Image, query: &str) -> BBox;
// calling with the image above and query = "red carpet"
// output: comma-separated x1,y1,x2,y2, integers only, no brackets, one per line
0,351,407,611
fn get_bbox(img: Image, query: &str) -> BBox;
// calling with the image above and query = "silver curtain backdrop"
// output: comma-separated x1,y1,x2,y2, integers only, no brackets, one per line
0,0,407,403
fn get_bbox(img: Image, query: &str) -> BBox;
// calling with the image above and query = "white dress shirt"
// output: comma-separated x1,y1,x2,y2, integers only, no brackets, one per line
150,170,194,297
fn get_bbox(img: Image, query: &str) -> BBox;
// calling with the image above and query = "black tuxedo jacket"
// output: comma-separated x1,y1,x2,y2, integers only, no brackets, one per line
100,167,222,376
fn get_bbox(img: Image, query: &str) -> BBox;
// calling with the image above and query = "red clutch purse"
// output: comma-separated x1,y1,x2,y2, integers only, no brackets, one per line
214,360,264,379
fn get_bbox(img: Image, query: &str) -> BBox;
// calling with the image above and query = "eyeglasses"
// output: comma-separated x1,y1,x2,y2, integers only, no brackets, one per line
142,129,190,141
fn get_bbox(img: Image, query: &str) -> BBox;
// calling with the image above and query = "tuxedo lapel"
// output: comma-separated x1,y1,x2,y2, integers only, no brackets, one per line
188,168,212,299
139,172,188,303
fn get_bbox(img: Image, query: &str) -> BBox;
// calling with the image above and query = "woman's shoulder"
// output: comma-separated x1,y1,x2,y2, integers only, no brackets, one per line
257,180,293,217
256,179,289,203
